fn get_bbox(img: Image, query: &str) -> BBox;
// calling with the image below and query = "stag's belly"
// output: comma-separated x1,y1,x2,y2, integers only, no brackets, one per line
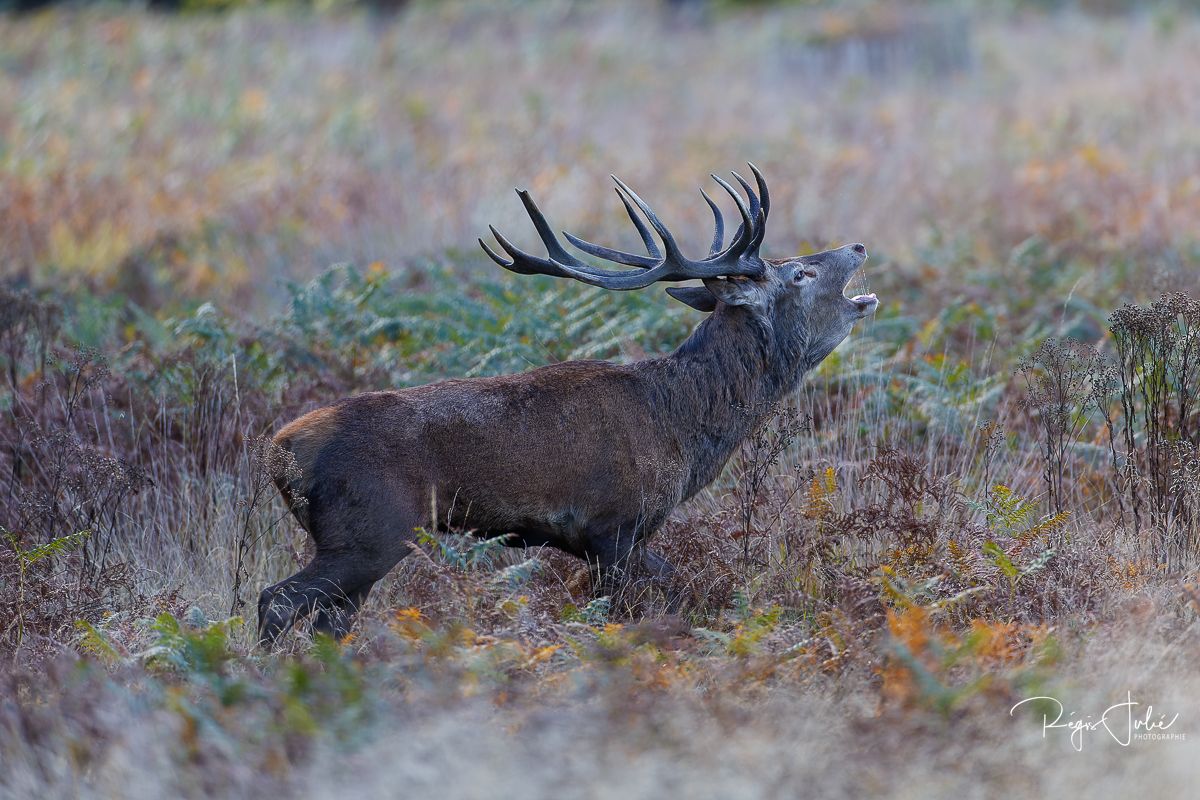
426,437,687,555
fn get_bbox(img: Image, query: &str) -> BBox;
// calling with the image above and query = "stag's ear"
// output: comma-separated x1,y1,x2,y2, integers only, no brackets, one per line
702,276,766,309
665,285,719,313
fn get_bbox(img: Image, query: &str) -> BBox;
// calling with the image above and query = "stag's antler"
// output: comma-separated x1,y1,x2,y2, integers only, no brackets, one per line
480,164,771,290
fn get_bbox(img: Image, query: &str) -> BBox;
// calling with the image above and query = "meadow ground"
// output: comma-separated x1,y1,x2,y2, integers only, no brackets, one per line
3,2,1200,797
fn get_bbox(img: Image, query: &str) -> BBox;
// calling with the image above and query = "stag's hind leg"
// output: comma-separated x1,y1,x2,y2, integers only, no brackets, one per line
257,556,366,646
259,483,424,646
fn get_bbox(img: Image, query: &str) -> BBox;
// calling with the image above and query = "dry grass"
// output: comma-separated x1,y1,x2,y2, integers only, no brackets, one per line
3,2,1200,798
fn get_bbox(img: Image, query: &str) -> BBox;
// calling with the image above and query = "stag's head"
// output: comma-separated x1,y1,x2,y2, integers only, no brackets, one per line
480,164,878,370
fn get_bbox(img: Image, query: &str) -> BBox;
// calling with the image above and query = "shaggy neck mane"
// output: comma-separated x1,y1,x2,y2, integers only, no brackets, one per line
644,303,810,500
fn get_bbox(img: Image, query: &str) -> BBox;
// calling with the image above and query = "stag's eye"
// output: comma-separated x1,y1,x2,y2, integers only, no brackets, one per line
793,266,817,284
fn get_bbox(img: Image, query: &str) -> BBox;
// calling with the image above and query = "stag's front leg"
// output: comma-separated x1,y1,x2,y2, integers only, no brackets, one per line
584,527,642,601
639,547,676,581
638,546,685,614
584,528,681,613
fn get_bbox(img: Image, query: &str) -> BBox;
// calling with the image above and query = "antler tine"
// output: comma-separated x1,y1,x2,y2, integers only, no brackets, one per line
515,190,592,270
563,231,658,269
748,162,771,220
709,174,752,232
481,225,578,279
616,189,662,259
700,188,725,258
747,208,768,252
478,237,508,267
731,171,761,225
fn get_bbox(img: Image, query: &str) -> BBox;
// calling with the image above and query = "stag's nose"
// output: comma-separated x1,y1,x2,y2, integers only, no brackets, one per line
851,243,867,256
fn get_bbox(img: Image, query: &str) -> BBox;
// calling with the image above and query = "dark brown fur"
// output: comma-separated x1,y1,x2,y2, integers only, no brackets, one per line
259,241,876,644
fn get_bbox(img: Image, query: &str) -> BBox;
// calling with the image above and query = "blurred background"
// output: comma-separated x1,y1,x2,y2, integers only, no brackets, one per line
3,0,1196,316
4,3,1200,796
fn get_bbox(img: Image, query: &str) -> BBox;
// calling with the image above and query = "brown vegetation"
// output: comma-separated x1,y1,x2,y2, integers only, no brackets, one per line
3,2,1200,797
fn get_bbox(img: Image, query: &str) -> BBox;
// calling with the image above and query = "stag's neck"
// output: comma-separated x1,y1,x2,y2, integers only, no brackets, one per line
650,306,808,499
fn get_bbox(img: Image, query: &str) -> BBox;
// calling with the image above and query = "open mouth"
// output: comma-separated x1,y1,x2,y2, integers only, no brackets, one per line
850,292,878,310
844,269,879,315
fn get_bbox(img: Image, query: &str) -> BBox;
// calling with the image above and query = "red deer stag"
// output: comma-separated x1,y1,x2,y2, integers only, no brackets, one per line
260,165,877,644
